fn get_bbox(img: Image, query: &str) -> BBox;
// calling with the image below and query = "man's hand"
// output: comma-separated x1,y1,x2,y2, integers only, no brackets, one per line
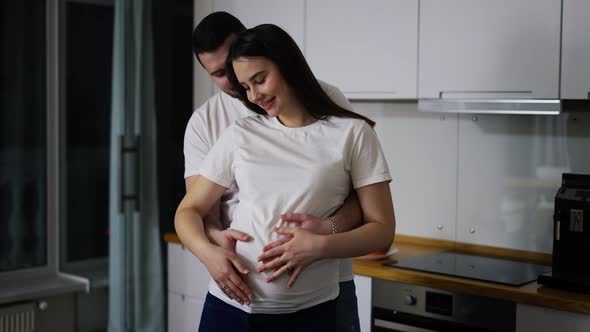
257,227,326,288
208,227,251,251
279,213,331,235
200,244,253,305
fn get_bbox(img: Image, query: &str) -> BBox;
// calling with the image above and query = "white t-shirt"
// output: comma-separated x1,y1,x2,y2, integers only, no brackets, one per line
200,115,391,313
183,81,357,281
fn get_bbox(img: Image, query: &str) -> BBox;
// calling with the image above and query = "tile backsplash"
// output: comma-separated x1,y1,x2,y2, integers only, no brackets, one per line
353,101,590,254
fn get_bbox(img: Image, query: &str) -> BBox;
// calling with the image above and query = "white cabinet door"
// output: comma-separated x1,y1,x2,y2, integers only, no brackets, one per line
167,243,210,300
168,292,185,332
418,0,561,99
561,0,590,99
168,242,186,295
305,0,418,99
354,275,372,332
212,0,305,50
168,292,206,332
516,304,590,332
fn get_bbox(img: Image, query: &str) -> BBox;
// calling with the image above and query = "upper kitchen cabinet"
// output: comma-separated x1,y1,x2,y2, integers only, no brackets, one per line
211,0,305,50
418,0,561,100
305,0,418,99
561,0,590,99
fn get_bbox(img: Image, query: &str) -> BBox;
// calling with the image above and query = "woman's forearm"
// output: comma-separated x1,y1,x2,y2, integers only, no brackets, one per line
319,181,395,258
319,220,395,258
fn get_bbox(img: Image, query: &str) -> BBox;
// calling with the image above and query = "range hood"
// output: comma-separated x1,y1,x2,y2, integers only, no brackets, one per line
418,98,562,115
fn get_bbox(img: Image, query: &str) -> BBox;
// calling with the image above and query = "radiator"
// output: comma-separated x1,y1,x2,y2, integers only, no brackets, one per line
0,303,35,332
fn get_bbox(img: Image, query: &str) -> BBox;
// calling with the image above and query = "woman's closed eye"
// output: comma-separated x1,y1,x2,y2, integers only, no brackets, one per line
253,77,266,85
241,77,266,91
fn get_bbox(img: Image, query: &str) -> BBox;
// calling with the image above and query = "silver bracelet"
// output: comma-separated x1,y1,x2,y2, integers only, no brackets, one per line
326,217,337,234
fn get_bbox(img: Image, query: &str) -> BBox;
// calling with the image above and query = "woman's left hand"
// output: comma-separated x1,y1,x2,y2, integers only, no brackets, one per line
257,227,325,288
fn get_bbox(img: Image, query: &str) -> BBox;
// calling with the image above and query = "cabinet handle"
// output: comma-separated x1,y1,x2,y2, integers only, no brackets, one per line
438,90,533,99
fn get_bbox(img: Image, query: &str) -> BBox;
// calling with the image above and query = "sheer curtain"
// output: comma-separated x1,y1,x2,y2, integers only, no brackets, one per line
108,0,163,330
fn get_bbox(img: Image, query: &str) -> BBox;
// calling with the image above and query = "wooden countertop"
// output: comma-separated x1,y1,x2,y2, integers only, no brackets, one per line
354,235,590,315
164,233,590,315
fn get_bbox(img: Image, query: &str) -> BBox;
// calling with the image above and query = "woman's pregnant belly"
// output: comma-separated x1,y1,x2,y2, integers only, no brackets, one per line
232,225,340,313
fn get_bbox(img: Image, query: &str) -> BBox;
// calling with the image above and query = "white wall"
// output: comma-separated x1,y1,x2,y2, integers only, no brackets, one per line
355,101,590,253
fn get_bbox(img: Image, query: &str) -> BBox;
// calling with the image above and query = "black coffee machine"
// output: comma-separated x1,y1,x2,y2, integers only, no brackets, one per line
538,173,590,292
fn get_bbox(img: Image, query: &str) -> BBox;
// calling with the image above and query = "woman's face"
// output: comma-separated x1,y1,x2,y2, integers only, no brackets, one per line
232,56,296,118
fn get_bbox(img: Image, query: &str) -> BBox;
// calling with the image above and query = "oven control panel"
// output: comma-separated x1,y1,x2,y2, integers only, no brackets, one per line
372,279,516,331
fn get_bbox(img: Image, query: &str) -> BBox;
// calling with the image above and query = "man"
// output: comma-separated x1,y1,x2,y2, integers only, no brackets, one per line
185,11,364,331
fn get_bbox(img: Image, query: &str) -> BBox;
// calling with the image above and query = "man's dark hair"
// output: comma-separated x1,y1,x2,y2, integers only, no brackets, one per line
226,24,375,127
192,12,246,63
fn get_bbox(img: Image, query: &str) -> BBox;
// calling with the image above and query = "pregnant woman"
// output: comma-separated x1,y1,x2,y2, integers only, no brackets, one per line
175,24,395,332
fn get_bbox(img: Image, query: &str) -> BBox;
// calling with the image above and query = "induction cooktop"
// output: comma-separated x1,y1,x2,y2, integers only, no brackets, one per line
387,251,552,286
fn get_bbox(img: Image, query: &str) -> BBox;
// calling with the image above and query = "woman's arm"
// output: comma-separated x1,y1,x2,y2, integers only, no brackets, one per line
260,191,362,255
319,182,395,257
257,181,395,287
185,176,251,250
175,175,253,305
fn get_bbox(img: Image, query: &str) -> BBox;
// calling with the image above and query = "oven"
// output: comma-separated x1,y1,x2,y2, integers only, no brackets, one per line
372,280,516,332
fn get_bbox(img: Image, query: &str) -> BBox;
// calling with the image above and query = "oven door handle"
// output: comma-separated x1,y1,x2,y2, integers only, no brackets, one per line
374,318,440,332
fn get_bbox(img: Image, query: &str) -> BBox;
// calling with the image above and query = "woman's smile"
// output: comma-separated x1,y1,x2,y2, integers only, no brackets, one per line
257,96,275,111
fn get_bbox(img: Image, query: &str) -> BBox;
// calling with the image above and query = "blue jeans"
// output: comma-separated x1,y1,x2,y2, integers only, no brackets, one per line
336,280,361,332
198,292,337,332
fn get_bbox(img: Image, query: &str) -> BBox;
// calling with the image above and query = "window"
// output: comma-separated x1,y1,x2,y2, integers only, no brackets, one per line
0,0,47,273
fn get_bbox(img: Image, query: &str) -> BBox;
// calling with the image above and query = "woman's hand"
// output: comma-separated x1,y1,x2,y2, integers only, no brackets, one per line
201,244,253,305
257,227,326,288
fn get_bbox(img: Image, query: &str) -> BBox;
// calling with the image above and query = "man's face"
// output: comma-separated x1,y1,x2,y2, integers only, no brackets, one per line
198,34,239,98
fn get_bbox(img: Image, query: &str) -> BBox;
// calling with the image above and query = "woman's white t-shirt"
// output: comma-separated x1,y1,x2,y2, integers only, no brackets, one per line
199,115,391,314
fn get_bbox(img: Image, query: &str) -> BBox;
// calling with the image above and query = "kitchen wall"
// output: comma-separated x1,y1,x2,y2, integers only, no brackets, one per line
353,101,590,254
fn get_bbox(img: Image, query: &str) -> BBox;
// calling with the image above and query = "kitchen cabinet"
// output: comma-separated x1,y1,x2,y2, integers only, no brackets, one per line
354,275,372,332
168,292,204,332
304,0,418,99
561,0,590,99
167,242,209,332
516,304,590,332
210,0,305,50
418,0,561,100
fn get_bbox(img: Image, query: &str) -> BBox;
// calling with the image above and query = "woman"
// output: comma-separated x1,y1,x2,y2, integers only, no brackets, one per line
175,24,395,331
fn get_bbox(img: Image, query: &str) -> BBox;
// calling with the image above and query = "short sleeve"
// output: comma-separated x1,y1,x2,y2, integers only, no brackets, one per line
198,126,237,189
349,122,392,189
183,112,210,178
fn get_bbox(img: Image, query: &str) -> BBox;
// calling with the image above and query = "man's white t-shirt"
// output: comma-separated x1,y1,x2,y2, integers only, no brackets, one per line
183,81,358,281
199,115,391,313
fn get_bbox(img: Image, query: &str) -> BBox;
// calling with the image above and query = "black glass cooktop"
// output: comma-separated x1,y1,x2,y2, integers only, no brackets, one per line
387,251,552,286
